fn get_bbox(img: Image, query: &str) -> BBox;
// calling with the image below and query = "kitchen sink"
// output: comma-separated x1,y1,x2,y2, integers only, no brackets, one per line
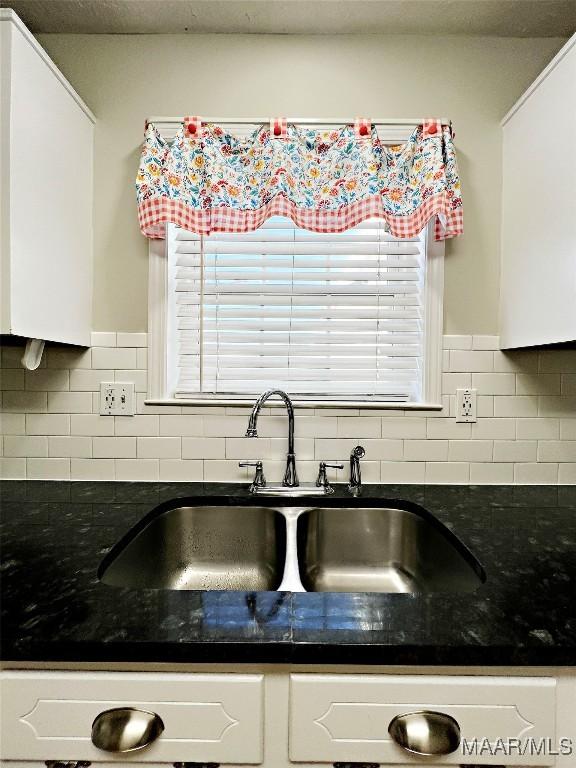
297,507,484,593
98,505,286,591
99,501,484,594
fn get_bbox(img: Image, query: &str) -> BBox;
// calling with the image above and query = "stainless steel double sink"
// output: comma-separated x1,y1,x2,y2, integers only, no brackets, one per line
99,503,485,594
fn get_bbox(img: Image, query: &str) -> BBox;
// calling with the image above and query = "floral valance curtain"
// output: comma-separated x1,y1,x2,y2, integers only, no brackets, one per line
136,117,463,241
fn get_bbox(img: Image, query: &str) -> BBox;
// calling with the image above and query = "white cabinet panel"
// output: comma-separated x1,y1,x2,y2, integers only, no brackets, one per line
289,673,556,765
500,35,576,348
0,671,264,764
0,10,94,346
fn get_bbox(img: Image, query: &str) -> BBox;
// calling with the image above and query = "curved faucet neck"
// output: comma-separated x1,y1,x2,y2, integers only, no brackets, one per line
247,389,295,454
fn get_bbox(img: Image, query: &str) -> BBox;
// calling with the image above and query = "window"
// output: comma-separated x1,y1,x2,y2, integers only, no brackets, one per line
148,218,443,407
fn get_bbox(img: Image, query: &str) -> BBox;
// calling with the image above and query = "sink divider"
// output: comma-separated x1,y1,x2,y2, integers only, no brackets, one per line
277,507,307,592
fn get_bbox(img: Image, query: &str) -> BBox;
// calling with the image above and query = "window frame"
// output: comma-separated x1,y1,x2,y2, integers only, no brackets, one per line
147,220,444,410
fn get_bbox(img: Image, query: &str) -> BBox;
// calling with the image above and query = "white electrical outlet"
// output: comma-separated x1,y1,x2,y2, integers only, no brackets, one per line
456,388,477,422
100,382,134,416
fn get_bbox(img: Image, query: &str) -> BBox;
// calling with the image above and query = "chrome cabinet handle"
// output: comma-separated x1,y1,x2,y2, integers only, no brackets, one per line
388,710,461,756
91,708,164,753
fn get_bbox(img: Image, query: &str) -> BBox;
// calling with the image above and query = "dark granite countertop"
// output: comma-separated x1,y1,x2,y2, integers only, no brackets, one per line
1,481,575,666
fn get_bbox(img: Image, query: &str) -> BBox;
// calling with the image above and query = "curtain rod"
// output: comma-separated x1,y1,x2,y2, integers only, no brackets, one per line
147,116,451,127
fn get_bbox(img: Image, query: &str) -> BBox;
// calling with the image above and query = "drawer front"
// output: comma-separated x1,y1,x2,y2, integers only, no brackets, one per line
0,671,263,763
289,674,556,766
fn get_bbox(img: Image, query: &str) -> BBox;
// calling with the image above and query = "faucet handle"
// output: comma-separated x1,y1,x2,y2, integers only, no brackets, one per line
316,461,344,490
239,460,266,491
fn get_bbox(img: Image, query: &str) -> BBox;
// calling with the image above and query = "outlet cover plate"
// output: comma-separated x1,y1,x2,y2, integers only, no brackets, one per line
100,382,135,416
456,387,477,422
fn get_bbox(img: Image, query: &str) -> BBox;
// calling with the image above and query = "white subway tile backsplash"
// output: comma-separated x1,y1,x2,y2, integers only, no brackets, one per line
493,395,538,418
471,418,516,439
381,461,426,483
182,437,225,459
93,437,137,458
2,333,574,484
558,463,576,484
115,459,159,481
115,415,159,437
159,459,203,481
472,373,515,395
27,458,70,479
337,416,381,438
516,374,561,396
71,459,115,480
538,396,576,418
91,332,117,347
92,347,137,370
404,440,448,462
3,391,47,412
443,335,472,350
449,350,493,372
5,435,48,457
160,415,203,436
560,419,576,440
137,437,181,459
537,441,576,463
426,462,469,484
1,413,25,434
1,369,25,390
358,439,403,460
70,369,113,391
493,440,537,462
48,392,93,414
448,440,493,462
71,414,114,436
514,463,558,484
427,419,471,440
539,350,576,374
49,436,92,458
0,457,26,479
517,418,560,440
117,332,147,348
493,350,538,374
115,370,147,392
472,335,500,350
470,462,514,484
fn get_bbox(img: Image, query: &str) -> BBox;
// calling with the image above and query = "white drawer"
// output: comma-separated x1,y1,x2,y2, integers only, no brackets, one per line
0,671,263,763
289,673,556,766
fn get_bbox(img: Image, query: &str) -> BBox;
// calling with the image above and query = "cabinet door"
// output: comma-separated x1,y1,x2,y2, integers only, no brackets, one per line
500,34,576,348
289,674,556,765
0,671,264,764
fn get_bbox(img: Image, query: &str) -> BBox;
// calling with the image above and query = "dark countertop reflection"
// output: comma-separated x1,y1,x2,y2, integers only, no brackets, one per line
1,481,575,665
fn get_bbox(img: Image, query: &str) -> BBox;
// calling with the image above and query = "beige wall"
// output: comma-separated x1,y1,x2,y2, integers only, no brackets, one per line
38,33,565,334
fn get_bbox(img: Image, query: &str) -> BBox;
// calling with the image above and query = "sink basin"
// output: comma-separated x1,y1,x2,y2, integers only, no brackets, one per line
99,505,286,591
297,507,484,593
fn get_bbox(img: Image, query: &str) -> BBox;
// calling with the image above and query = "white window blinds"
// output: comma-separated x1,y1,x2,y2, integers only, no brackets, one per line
167,218,427,402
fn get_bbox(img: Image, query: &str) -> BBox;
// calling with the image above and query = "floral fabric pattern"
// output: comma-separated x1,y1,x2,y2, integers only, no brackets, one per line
136,121,463,240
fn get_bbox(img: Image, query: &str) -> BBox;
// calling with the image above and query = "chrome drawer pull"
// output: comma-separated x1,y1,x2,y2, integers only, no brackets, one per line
91,708,164,753
388,710,461,756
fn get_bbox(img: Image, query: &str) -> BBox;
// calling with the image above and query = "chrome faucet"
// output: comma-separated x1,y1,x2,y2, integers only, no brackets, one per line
349,445,365,495
245,389,298,487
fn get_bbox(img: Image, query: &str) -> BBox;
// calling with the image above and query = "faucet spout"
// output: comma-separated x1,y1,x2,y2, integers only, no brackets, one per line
245,390,299,487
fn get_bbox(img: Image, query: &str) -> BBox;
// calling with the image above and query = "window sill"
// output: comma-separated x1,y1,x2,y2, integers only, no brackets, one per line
144,398,444,411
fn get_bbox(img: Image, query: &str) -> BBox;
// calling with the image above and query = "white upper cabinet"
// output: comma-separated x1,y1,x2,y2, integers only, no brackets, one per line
500,34,576,349
0,9,94,347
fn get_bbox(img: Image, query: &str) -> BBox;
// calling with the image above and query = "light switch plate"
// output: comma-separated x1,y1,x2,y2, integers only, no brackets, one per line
100,382,135,416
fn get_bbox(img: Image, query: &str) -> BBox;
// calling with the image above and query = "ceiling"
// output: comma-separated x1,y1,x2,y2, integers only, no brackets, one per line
2,0,575,36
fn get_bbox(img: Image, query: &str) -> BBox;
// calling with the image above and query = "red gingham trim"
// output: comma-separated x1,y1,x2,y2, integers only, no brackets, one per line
354,117,371,139
422,118,442,137
138,192,463,241
184,116,202,138
270,117,287,138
